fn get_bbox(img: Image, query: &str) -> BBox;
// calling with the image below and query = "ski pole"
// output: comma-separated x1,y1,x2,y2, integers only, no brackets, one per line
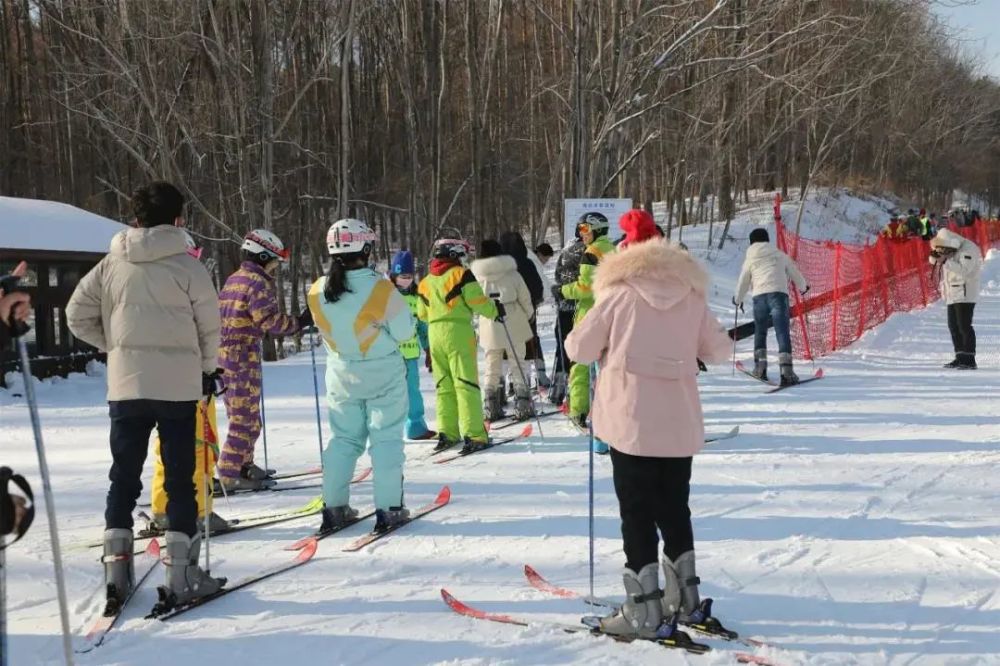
17,338,74,666
304,285,325,466
490,294,544,439
731,301,739,376
200,401,212,574
259,340,269,476
587,362,596,602
1,535,7,666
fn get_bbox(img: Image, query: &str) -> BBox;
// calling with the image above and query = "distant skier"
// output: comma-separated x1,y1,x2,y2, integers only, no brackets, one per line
565,210,732,639
418,237,501,454
734,228,809,386
472,239,535,422
217,229,311,491
307,219,415,533
930,229,982,369
389,250,436,441
66,181,225,610
548,237,586,407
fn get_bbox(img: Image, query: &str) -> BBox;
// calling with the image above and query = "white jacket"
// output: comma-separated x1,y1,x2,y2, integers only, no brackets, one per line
471,256,534,351
526,250,552,304
735,243,808,303
930,229,982,305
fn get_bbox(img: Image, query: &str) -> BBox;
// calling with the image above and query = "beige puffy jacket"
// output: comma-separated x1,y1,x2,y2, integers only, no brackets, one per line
929,228,982,305
735,242,808,303
471,256,534,351
66,226,221,401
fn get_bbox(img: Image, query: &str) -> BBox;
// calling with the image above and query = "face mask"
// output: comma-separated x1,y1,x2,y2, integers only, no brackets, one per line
395,275,414,289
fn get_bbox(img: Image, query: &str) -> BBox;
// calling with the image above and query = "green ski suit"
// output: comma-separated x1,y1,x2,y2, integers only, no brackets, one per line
560,234,615,418
418,260,499,442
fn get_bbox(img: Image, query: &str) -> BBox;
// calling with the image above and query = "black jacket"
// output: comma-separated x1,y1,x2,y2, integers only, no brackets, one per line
499,232,544,307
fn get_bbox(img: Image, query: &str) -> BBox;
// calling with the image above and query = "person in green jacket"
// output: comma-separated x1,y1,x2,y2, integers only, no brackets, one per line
418,238,503,454
551,213,616,429
389,250,436,441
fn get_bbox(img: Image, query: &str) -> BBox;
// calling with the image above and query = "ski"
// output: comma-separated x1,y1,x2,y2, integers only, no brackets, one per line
522,564,773,650
433,425,533,464
76,539,161,653
734,360,777,386
211,466,371,498
704,425,741,444
765,368,824,393
136,498,324,542
487,410,562,432
284,509,378,550
341,486,451,552
267,466,323,481
440,588,713,656
147,537,318,621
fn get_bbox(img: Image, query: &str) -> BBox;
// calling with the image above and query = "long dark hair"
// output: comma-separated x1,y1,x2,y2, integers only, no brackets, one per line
324,250,369,303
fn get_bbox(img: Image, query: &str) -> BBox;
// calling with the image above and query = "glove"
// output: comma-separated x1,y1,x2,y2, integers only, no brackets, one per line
425,349,433,373
550,284,563,302
697,358,707,373
202,368,225,397
0,274,30,338
731,296,739,307
297,308,314,329
494,300,507,323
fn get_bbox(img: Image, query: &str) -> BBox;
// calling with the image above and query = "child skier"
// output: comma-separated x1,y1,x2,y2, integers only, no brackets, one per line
471,239,535,422
389,250,436,440
308,219,415,532
734,227,809,386
418,237,502,454
217,229,312,491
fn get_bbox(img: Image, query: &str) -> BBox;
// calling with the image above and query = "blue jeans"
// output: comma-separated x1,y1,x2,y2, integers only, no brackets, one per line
753,292,792,355
404,357,430,438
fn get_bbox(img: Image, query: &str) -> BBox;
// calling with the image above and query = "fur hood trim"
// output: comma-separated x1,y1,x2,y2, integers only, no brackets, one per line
594,239,709,296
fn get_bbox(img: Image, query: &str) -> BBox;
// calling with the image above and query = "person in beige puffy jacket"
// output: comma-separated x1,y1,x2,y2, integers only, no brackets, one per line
565,209,731,641
472,239,536,422
66,182,225,612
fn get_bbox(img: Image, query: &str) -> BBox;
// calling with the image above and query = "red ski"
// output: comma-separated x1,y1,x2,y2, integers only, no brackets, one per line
342,486,451,552
433,425,532,464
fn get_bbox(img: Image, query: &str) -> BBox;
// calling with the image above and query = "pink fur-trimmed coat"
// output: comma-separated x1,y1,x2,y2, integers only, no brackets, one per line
564,239,731,458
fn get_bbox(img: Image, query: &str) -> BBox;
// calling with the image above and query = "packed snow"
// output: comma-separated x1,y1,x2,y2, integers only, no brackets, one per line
3,189,999,665
0,197,127,254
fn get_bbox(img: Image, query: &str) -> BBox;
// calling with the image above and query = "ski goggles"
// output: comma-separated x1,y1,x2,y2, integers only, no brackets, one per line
577,222,596,235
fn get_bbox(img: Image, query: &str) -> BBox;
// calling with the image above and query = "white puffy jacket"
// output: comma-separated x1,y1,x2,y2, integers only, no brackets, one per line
929,229,982,305
471,255,534,351
735,243,808,303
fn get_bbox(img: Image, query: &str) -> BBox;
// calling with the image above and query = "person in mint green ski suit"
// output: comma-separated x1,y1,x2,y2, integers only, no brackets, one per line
307,218,415,533
389,250,436,441
553,213,615,431
418,238,501,454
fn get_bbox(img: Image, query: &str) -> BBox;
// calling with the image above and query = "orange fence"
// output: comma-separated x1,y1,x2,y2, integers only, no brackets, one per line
772,196,1000,359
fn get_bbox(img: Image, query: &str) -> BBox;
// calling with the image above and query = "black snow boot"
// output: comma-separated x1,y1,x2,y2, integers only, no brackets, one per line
956,352,977,370
943,357,962,369
778,352,799,386
752,349,768,381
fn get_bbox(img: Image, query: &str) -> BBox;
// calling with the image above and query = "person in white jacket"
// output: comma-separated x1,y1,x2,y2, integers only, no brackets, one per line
472,239,536,421
930,228,982,369
734,227,809,385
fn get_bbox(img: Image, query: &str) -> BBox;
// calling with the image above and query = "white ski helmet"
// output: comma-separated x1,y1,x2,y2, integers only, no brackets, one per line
327,218,378,255
432,238,472,261
242,229,289,262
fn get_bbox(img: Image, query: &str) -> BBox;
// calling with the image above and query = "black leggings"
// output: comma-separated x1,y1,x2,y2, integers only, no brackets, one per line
610,447,694,571
947,303,976,355
553,309,575,374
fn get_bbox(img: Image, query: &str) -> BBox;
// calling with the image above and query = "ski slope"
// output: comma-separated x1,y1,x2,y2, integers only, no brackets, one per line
4,229,1000,665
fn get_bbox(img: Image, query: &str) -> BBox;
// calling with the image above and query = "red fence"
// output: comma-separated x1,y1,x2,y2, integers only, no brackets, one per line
772,196,1000,359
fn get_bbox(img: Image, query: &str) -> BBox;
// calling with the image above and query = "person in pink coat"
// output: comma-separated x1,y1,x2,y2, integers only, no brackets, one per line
565,209,731,640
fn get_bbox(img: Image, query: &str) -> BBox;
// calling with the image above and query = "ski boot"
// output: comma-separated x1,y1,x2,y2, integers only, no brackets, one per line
778,352,799,386
751,348,768,381
484,386,506,422
320,505,359,532
101,528,135,616
219,474,273,493
535,366,552,389
598,562,664,638
956,352,978,370
593,437,610,455
548,371,568,406
514,389,535,421
407,429,438,441
662,551,736,639
154,531,226,611
373,506,410,533
151,512,229,534
242,462,275,480
572,412,588,431
460,436,489,454
433,433,459,453
943,357,962,369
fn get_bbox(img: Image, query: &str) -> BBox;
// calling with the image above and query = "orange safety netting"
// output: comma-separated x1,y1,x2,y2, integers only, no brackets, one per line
771,195,1000,359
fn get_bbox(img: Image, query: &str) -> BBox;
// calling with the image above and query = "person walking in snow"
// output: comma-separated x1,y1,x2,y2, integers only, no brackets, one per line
418,237,502,454
66,181,225,611
307,219,415,533
389,250,436,441
473,239,536,423
930,228,983,369
553,212,615,429
565,210,732,639
734,228,809,386
548,238,586,407
216,229,311,491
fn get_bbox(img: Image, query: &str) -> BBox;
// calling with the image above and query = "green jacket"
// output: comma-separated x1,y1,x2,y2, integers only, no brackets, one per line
417,263,498,328
398,291,429,360
560,234,615,319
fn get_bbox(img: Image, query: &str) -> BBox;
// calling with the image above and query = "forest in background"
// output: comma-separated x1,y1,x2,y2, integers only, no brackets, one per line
4,0,1000,299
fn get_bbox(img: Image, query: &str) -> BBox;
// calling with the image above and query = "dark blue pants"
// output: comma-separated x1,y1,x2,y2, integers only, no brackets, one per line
753,292,792,354
106,399,198,536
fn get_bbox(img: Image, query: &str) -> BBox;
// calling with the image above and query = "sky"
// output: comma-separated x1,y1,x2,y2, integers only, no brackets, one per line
934,1,1000,80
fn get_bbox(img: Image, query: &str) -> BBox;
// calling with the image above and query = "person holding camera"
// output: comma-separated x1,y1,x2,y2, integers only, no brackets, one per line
930,229,982,370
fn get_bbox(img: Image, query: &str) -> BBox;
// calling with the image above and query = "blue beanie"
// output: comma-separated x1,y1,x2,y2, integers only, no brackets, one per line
391,250,415,275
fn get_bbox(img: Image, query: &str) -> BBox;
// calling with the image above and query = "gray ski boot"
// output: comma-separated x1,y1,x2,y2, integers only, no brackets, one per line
548,371,568,406
242,462,275,480
598,562,664,638
662,551,701,618
752,348,768,381
374,506,410,533
535,365,552,389
219,475,272,492
320,504,359,532
778,352,799,386
159,531,226,607
151,511,229,533
484,386,506,422
514,389,535,421
102,528,135,615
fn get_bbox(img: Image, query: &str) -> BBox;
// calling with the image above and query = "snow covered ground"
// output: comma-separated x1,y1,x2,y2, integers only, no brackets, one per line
4,190,1000,665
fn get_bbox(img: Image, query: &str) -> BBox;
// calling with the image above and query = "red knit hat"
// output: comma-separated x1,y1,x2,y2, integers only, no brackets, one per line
619,209,658,246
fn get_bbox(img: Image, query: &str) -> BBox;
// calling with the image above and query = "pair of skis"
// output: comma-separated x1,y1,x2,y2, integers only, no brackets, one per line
734,361,824,393
419,424,534,464
210,466,371,498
